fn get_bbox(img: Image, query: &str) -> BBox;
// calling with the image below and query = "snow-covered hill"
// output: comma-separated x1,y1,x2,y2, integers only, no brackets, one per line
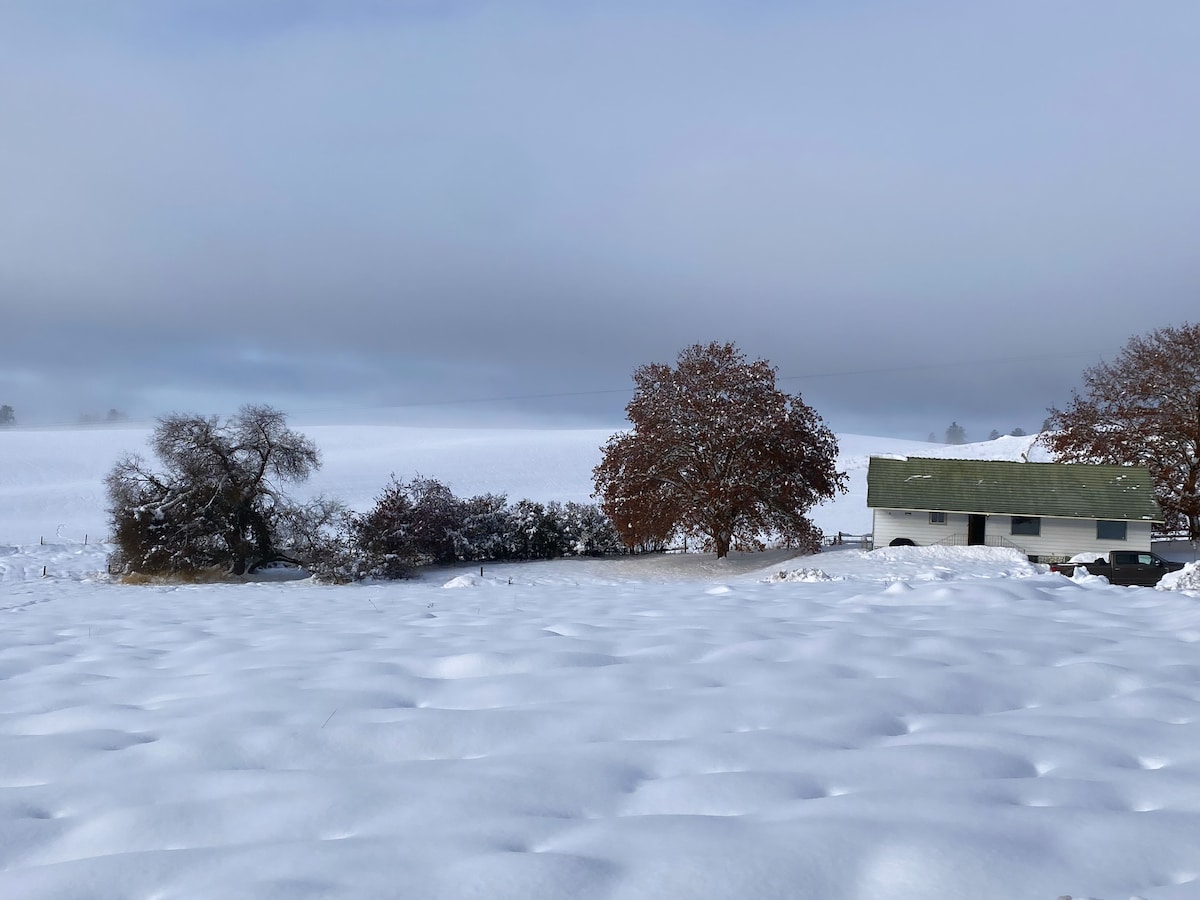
7,424,1200,900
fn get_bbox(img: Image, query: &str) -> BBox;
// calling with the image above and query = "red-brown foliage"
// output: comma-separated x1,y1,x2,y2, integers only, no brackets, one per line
593,342,846,558
1043,322,1200,541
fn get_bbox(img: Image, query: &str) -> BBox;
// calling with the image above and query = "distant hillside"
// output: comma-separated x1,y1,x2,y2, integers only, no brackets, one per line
0,424,1048,546
817,433,1049,536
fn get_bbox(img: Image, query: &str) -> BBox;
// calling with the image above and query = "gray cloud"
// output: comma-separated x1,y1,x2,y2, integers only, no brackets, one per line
2,1,1198,437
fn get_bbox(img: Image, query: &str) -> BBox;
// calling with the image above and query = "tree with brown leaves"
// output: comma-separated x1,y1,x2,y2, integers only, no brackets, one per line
593,342,846,558
1043,322,1200,541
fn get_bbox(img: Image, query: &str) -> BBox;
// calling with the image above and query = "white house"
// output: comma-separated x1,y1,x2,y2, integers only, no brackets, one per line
866,457,1163,562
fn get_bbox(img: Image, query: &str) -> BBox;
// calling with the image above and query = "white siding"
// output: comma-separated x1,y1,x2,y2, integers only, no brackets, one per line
1016,516,1153,560
871,509,1154,560
872,509,970,548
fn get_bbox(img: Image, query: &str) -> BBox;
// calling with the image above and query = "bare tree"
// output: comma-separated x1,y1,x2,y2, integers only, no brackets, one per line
1042,322,1200,541
106,405,323,577
593,342,846,558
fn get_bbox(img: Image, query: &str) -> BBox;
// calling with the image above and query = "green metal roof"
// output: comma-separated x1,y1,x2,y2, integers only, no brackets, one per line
866,457,1163,522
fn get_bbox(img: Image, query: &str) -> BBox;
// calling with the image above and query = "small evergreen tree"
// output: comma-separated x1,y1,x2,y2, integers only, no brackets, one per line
0,404,14,426
944,422,967,444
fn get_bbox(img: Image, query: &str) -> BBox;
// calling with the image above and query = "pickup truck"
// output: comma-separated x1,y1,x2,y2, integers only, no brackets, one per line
1049,551,1186,587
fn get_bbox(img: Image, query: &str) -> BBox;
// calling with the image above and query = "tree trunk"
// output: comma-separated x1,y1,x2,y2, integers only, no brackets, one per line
225,528,249,576
714,533,730,559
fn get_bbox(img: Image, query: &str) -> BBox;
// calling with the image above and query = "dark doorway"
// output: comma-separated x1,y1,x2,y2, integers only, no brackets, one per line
967,514,986,546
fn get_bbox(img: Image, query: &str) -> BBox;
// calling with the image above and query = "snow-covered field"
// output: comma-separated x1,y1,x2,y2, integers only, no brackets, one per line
3,424,1200,899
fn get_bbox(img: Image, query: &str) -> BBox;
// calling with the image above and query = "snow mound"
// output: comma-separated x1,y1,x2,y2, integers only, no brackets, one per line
1158,561,1200,592
762,567,845,583
1069,567,1111,586
809,544,1041,584
443,574,484,589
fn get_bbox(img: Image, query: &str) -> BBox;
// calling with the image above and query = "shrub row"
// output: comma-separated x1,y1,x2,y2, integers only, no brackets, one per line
309,476,625,582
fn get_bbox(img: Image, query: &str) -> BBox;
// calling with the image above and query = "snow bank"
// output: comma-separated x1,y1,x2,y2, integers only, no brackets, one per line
807,544,1042,584
1069,567,1112,587
762,567,845,583
4,561,1200,899
1158,560,1200,593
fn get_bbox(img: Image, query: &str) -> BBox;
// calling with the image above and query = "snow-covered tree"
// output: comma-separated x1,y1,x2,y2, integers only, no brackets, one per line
106,405,322,577
1043,322,1200,540
593,342,846,558
348,479,623,577
449,492,511,562
504,499,560,560
560,501,625,556
347,476,423,579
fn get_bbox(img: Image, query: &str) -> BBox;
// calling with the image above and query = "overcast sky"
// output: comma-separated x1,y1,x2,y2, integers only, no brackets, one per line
3,1,1198,439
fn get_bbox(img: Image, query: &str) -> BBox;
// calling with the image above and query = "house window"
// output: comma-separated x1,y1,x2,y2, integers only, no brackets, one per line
1011,516,1041,536
1097,520,1127,541
929,512,947,525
